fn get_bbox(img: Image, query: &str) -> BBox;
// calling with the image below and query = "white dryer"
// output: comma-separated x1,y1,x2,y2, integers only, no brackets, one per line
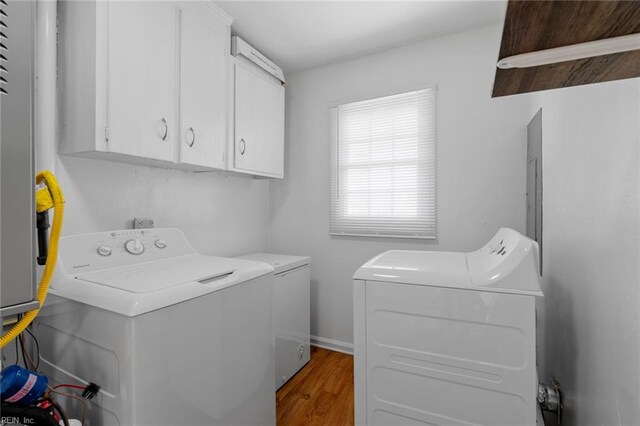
34,228,275,426
353,228,543,426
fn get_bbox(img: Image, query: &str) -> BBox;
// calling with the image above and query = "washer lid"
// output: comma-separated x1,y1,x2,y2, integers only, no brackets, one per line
50,255,274,317
237,253,310,275
77,255,238,293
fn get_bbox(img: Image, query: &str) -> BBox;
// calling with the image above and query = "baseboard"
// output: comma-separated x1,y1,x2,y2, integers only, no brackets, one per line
310,335,354,355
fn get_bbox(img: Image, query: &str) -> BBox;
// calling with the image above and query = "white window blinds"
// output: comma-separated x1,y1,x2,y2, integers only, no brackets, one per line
330,88,437,239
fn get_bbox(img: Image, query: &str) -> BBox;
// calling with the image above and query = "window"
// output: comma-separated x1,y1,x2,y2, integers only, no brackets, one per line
330,88,436,239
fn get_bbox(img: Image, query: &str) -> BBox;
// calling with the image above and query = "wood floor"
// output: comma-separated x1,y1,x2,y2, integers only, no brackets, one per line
276,347,354,426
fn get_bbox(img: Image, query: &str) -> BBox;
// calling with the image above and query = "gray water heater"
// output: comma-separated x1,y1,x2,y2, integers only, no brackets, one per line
0,0,39,318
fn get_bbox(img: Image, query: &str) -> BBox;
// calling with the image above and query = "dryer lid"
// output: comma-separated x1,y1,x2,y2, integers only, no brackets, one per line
353,250,472,287
353,228,543,297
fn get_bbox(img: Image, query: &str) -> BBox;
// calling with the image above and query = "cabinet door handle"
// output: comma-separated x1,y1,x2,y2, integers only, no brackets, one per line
187,127,195,148
239,138,246,155
160,118,168,141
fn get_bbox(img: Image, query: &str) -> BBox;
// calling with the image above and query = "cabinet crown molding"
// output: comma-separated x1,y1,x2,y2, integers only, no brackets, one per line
198,1,233,26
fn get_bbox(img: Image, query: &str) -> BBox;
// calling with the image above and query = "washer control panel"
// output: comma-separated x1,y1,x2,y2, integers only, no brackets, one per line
125,238,145,255
59,228,194,275
97,245,112,257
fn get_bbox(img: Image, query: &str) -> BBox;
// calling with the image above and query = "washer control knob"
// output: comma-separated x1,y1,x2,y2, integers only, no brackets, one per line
154,240,167,249
97,245,112,256
124,239,145,255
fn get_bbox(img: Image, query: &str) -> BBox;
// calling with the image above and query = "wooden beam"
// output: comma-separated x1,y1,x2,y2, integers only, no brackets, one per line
492,0,640,97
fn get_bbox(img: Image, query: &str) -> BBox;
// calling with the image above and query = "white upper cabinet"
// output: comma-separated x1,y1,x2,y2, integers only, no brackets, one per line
58,0,231,171
106,1,177,162
230,59,285,179
58,0,286,178
178,5,229,169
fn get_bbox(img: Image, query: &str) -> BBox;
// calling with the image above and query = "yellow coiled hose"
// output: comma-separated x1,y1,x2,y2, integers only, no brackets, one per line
1,170,64,348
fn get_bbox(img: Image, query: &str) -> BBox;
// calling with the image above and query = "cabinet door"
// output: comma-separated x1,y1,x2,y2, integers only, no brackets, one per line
106,1,176,162
179,7,228,169
234,63,285,177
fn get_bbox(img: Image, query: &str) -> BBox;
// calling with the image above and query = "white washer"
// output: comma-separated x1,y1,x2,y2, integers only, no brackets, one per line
353,228,543,426
237,253,310,390
34,228,275,426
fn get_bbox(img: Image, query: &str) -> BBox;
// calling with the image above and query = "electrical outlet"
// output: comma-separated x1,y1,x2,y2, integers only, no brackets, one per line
133,217,154,229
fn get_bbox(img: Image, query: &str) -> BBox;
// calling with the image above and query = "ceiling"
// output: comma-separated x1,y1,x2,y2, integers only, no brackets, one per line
217,1,507,74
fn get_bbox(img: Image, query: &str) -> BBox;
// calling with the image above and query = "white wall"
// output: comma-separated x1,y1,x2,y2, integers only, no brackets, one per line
531,79,640,426
269,25,531,347
53,156,270,257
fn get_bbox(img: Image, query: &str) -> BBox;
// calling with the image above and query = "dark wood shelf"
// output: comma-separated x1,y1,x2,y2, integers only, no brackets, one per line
492,0,640,98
